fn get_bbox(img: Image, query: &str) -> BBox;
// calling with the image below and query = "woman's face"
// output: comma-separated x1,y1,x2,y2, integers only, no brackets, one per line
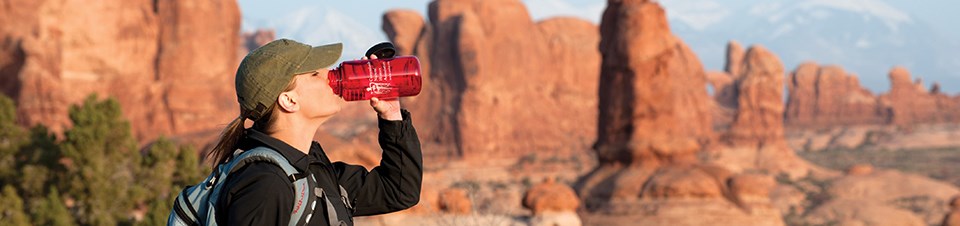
291,68,342,119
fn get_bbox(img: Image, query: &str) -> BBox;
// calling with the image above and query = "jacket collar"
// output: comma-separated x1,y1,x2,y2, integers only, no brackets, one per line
243,129,313,172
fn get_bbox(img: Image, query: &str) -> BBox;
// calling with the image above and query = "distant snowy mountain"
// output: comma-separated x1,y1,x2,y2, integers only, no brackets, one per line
242,6,388,61
660,0,960,92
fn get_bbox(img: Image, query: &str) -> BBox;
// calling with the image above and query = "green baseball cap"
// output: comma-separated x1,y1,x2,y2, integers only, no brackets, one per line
235,39,342,120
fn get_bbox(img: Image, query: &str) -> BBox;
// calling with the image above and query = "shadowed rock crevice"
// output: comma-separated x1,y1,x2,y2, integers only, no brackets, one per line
0,39,25,102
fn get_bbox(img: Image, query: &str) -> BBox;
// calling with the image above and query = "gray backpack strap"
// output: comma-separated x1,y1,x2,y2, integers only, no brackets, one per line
231,147,317,226
339,185,354,211
316,187,345,226
292,174,319,225
229,147,300,178
170,190,199,226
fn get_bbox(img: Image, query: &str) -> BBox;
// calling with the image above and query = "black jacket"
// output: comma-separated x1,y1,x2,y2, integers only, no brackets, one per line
215,110,422,226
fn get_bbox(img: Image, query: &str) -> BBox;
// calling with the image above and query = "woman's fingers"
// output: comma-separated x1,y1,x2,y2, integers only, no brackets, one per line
370,97,380,108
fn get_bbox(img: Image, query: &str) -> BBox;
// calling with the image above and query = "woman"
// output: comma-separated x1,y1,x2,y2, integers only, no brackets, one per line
210,39,422,225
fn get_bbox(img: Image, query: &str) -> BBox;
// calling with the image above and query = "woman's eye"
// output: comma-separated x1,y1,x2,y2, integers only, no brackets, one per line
312,72,320,77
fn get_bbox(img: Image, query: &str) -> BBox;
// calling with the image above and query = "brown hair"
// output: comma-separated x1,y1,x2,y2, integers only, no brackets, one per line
207,78,299,169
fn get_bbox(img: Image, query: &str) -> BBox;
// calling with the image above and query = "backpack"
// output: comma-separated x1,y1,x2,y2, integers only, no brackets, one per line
167,147,347,226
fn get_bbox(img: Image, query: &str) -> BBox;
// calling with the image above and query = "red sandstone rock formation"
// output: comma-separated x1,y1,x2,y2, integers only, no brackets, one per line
707,71,736,107
573,4,784,224
708,41,746,107
382,10,425,56
805,199,926,226
714,45,814,178
784,62,885,127
725,41,745,79
438,188,472,214
812,169,960,225
729,173,775,204
578,0,714,199
707,42,744,130
591,0,712,170
707,71,738,131
881,67,960,126
727,45,786,148
783,63,960,129
846,164,874,176
943,195,960,226
522,178,580,214
0,0,239,142
155,0,240,141
240,29,276,53
640,165,727,199
381,0,600,160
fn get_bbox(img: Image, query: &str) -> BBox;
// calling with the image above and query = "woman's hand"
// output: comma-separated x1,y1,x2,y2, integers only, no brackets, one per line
362,54,403,121
371,97,402,120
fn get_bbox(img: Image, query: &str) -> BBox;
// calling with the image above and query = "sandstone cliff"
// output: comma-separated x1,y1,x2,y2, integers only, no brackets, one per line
784,62,884,128
381,0,600,161
783,64,960,128
0,0,240,142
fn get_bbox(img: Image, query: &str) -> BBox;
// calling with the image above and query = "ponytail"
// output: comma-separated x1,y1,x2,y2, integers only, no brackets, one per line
208,76,298,169
208,115,246,169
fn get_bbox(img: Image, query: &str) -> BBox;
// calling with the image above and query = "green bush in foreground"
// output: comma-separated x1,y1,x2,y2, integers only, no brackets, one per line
0,94,204,226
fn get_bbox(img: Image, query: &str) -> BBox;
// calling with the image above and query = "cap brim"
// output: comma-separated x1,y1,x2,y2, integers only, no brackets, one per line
295,43,343,74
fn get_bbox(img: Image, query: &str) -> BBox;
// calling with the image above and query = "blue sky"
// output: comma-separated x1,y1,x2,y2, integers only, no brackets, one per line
237,0,958,41
238,0,960,93
238,0,602,50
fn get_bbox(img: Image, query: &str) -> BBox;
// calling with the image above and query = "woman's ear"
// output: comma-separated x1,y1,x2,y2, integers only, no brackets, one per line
277,91,300,113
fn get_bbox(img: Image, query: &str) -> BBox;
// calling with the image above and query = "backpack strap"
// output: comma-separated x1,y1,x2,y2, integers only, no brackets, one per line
170,188,199,226
316,187,346,226
229,147,317,226
228,147,302,179
338,185,354,211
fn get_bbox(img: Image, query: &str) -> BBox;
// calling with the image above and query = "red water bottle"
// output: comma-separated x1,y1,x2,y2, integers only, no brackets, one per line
327,56,422,101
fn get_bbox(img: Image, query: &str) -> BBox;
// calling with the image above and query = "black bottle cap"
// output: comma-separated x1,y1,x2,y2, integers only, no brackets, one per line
365,42,397,59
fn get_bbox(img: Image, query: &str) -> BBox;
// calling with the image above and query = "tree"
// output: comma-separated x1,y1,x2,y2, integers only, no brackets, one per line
136,138,206,226
0,94,26,186
0,185,30,226
59,94,141,226
133,137,178,226
16,125,62,198
31,188,75,226
173,145,204,186
0,92,209,225
136,188,178,226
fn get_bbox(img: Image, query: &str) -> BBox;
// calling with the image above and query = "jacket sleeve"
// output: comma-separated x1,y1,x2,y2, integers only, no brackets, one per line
219,163,294,226
333,109,423,216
